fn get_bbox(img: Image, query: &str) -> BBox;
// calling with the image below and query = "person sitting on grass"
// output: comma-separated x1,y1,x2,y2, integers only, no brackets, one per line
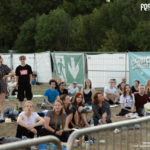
104,79,120,105
135,85,149,116
41,99,72,142
72,92,92,128
42,79,59,108
117,82,126,96
7,76,18,96
92,91,111,125
81,79,95,106
68,81,79,97
58,82,68,95
16,101,44,139
117,84,135,116
60,94,78,129
131,80,140,94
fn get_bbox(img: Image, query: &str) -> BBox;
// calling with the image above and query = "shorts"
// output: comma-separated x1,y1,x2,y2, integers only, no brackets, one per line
17,84,32,101
0,80,7,94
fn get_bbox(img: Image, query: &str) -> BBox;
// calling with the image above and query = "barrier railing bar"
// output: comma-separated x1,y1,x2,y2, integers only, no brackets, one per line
146,121,148,150
105,130,107,150
134,124,136,150
67,116,150,150
112,132,115,150
0,136,61,150
120,129,122,150
126,126,129,150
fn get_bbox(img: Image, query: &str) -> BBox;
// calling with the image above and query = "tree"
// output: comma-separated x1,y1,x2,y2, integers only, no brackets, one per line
35,8,71,51
14,18,36,53
62,0,105,16
130,21,150,51
0,0,62,51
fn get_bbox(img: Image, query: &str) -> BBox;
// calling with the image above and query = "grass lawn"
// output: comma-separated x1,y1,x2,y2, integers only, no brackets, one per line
1,84,149,150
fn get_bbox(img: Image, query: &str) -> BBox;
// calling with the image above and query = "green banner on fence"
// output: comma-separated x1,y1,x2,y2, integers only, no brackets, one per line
52,53,85,85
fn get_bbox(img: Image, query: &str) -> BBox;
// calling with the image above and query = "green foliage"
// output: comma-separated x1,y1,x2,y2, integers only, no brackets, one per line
130,21,150,51
62,0,105,16
0,0,62,51
0,0,149,52
35,8,71,51
14,18,36,53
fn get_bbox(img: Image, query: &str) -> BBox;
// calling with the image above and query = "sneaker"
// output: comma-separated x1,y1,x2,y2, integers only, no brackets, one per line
30,145,37,150
0,114,4,123
114,128,120,134
115,102,120,105
18,107,23,114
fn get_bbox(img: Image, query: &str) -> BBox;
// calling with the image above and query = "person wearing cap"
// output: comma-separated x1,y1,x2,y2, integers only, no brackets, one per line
135,85,149,116
68,81,79,97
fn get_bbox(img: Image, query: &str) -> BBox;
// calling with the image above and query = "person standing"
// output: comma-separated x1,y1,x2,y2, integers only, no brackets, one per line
0,56,14,121
15,56,33,112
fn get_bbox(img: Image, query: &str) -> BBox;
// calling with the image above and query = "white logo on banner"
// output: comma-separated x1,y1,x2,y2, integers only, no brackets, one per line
56,56,67,81
68,57,79,79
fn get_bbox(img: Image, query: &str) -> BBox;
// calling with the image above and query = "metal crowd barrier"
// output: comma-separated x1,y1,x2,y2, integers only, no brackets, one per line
0,135,61,150
67,116,150,150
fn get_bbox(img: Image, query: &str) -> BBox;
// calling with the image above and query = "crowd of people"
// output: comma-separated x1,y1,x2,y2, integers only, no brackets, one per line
0,55,150,145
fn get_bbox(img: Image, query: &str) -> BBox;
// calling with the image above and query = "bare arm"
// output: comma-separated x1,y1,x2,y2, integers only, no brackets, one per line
33,116,44,127
16,76,18,85
120,103,125,109
44,116,55,133
30,74,32,84
64,113,73,129
3,70,15,81
44,96,53,106
74,111,79,125
101,112,107,124
17,114,29,129
131,102,135,113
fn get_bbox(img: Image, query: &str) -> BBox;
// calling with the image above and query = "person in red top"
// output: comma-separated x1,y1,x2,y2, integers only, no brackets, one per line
135,85,149,116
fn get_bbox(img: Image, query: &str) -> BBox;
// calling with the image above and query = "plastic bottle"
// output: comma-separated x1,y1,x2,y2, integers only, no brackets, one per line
15,103,19,111
90,118,94,127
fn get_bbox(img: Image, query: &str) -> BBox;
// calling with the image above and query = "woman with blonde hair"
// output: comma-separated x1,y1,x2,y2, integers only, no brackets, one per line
0,56,14,121
81,79,95,105
16,101,44,138
41,99,72,142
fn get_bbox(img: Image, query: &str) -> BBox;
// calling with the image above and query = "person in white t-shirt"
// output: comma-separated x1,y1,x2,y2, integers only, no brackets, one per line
117,84,135,116
68,81,79,97
16,101,44,138
104,79,120,105
8,76,17,95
